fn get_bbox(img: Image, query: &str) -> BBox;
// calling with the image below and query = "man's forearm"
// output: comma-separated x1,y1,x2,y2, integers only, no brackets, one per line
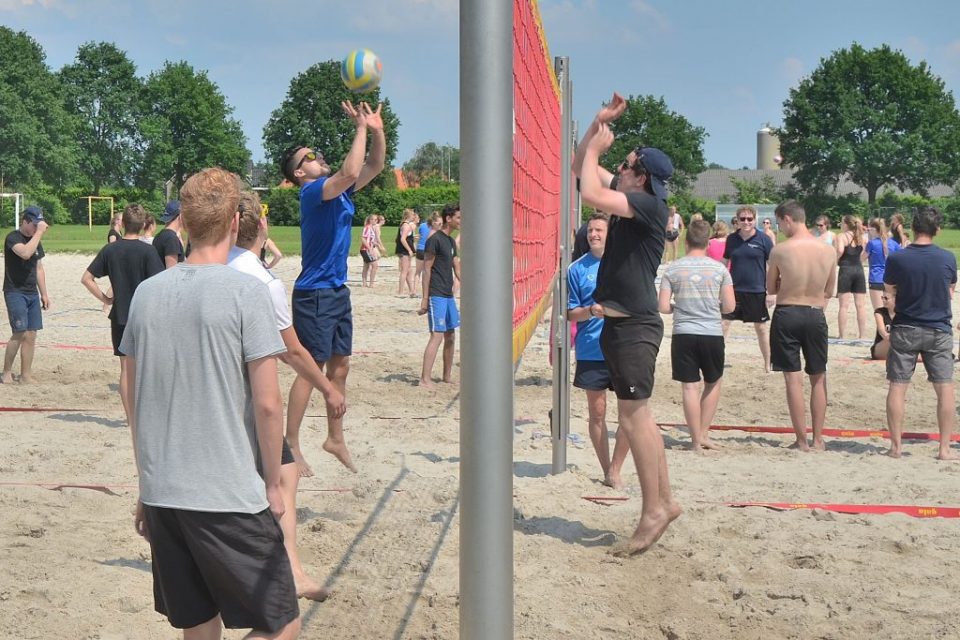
572,118,600,178
342,126,369,178
366,129,386,172
255,399,285,489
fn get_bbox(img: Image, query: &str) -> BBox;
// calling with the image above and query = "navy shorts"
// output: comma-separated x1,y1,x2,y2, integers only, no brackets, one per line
573,360,613,391
111,320,126,357
427,296,460,333
4,291,42,333
143,506,298,632
415,250,425,261
292,286,353,363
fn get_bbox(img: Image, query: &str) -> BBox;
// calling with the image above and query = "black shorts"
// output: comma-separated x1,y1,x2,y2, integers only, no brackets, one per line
869,282,884,291
573,360,613,391
665,230,680,242
599,316,663,401
111,320,126,357
143,506,298,632
722,291,769,323
770,305,828,374
280,439,294,465
292,286,353,363
415,250,425,261
671,334,725,383
837,266,866,294
360,249,378,263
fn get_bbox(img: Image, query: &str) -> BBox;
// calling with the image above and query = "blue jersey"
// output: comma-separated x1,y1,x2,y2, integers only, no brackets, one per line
416,222,431,251
724,230,772,293
865,237,900,284
567,253,604,361
885,243,957,333
295,178,355,290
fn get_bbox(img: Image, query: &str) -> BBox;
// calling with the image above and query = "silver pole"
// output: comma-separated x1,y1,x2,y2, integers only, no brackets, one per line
551,57,573,475
460,2,513,639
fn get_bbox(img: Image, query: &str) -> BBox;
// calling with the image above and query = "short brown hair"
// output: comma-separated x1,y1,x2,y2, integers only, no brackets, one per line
686,219,710,249
121,203,149,235
235,191,263,250
180,167,240,247
775,200,806,223
588,211,609,223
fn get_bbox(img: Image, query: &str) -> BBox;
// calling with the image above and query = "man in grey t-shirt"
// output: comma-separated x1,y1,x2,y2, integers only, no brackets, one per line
120,168,301,639
659,220,735,451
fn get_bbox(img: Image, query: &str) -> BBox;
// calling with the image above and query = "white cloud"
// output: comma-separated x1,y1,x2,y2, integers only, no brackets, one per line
780,57,804,89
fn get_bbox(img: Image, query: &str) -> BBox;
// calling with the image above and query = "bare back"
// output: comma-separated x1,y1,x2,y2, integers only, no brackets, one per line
768,236,837,306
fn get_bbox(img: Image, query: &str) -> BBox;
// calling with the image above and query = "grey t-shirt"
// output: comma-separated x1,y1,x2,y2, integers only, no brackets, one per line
661,255,732,336
119,264,286,513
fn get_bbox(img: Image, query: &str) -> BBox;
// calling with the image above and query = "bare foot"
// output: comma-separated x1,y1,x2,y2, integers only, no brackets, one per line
787,440,810,452
295,575,329,602
937,449,959,461
700,439,722,450
323,437,357,473
812,439,826,451
19,374,36,384
0,372,12,384
885,448,902,459
290,446,314,478
441,377,457,384
418,378,433,388
610,504,680,557
603,472,624,491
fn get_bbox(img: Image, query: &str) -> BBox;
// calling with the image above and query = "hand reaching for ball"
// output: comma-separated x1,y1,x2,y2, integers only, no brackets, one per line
597,92,626,124
363,102,384,132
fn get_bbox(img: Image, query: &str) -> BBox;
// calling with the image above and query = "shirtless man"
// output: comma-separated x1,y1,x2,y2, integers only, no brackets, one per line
766,200,837,451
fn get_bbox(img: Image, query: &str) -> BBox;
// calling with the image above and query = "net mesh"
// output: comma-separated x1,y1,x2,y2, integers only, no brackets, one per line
512,0,561,363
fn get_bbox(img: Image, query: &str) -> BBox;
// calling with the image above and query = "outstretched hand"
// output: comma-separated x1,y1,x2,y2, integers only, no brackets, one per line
597,92,626,124
341,100,367,128
363,102,384,132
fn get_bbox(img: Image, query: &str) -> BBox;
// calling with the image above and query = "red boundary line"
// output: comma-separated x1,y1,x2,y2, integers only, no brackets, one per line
659,422,960,443
725,501,960,519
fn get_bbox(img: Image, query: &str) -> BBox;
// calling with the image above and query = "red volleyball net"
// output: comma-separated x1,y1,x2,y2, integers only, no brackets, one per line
512,0,561,363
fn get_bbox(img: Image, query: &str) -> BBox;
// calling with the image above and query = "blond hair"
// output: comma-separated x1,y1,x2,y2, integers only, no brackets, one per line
235,191,263,249
180,168,240,247
711,219,728,238
842,214,864,246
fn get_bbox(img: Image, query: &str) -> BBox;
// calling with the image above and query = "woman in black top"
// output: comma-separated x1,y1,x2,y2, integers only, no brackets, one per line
871,292,895,360
396,209,417,296
835,214,868,339
107,214,122,243
889,212,911,248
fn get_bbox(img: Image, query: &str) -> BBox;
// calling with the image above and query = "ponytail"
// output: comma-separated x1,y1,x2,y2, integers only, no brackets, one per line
871,217,888,258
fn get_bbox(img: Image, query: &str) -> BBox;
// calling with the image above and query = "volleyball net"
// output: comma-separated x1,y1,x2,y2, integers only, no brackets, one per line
511,0,563,364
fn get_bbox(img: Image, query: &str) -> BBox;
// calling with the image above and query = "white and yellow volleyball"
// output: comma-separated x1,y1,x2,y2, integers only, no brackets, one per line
340,48,383,93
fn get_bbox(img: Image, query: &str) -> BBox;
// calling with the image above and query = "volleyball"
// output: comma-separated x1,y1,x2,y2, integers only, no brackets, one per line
340,48,383,93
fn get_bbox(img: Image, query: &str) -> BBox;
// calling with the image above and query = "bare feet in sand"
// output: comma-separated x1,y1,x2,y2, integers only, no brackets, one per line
610,502,682,557
787,440,810,452
885,448,902,459
0,372,13,384
812,438,826,451
290,446,314,478
20,374,37,384
295,575,329,602
691,439,722,452
936,448,959,461
603,471,624,491
323,437,357,473
418,378,433,388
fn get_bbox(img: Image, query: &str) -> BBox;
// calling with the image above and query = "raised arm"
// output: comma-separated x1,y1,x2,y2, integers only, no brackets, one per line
355,103,386,192
323,101,369,201
579,124,631,219
572,93,626,188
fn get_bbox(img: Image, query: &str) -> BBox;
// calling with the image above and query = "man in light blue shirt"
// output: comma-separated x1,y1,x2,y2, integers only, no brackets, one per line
567,213,629,489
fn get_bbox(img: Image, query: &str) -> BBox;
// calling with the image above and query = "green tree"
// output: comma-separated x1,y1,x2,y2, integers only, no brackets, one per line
779,43,960,204
58,41,144,194
729,175,782,204
139,61,249,191
403,141,459,184
0,27,78,190
606,95,706,193
262,60,400,183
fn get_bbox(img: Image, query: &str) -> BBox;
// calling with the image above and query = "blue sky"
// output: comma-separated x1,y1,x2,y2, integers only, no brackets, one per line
3,0,960,169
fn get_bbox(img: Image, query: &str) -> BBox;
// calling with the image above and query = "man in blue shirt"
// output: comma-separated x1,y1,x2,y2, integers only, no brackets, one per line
279,100,386,475
723,205,774,371
883,206,958,460
567,213,629,489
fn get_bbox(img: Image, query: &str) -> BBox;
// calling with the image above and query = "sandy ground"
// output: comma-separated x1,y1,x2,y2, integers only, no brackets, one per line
1,253,959,640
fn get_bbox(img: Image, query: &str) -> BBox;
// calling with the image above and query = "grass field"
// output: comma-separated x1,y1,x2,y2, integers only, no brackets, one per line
19,224,960,261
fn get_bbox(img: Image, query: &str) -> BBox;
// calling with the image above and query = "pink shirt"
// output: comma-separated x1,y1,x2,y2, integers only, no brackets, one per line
706,238,726,263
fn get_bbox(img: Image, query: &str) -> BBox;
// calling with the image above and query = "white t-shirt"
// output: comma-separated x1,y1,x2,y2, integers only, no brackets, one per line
227,246,292,331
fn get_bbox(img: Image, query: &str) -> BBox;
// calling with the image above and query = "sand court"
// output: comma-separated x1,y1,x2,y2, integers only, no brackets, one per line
1,253,959,639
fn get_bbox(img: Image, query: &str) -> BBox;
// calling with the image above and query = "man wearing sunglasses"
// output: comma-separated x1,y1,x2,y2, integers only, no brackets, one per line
278,100,386,476
723,205,774,372
574,92,681,556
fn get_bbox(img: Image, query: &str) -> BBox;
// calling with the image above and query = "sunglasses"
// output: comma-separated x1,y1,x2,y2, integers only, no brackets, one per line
296,150,323,170
738,217,754,222
763,220,771,225
816,223,826,228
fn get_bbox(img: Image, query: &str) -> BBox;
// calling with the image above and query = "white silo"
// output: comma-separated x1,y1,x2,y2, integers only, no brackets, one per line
757,124,782,170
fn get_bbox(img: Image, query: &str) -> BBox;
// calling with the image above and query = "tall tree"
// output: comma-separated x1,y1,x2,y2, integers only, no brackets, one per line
263,60,399,182
139,61,249,191
0,27,78,189
606,95,707,193
779,43,960,204
58,41,144,194
403,141,459,184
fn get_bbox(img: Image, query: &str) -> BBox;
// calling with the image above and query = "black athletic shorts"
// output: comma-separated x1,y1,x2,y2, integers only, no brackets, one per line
665,230,680,242
671,334,725,383
837,266,866,294
573,360,613,391
869,281,884,291
770,305,828,374
280,439,294,465
722,291,769,323
360,249,378,263
111,319,126,357
599,316,663,401
415,250,425,261
143,506,298,632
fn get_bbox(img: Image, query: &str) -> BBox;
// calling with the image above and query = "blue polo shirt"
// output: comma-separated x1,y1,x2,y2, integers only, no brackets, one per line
864,237,900,284
884,243,957,333
724,230,772,293
295,177,355,290
567,253,604,361
417,222,431,251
